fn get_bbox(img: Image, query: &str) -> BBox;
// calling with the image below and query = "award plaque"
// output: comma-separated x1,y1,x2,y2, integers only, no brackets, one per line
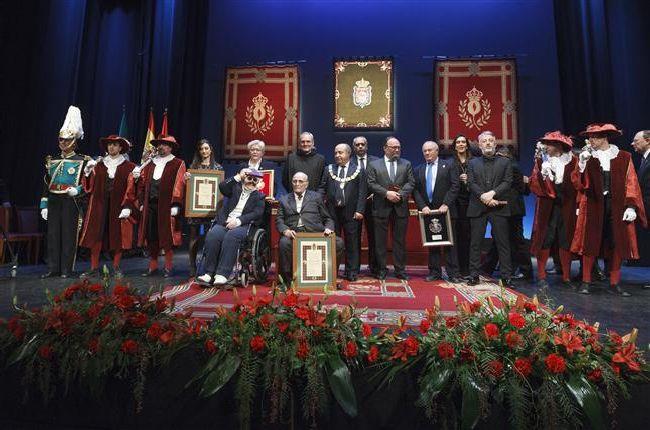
292,233,337,291
258,169,275,199
418,210,454,247
184,169,225,218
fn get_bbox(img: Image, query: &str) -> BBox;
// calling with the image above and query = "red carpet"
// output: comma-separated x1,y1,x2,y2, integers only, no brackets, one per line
163,267,521,326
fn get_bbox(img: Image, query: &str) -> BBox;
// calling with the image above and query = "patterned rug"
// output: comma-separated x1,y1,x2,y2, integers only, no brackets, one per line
162,267,521,326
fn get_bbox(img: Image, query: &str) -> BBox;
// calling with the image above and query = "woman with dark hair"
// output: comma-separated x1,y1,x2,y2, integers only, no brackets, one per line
186,139,224,277
450,134,472,276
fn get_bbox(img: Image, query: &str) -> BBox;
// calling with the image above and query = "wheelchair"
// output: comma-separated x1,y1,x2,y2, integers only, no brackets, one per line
196,223,271,288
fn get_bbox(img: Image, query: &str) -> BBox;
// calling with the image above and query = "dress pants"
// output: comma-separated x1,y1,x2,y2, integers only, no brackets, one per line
374,209,408,273
333,207,360,275
358,204,378,274
453,204,471,276
201,224,249,277
46,193,80,274
469,213,512,279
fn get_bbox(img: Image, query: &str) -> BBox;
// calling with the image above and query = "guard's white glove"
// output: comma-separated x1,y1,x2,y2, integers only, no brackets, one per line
40,208,48,221
579,151,591,163
132,166,141,179
622,208,637,222
170,207,179,216
540,161,554,181
67,187,79,197
118,208,131,219
84,159,97,176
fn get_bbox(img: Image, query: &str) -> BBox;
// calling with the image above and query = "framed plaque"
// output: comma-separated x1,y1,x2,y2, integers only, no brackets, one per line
258,169,275,199
184,169,225,218
418,210,454,247
292,233,337,291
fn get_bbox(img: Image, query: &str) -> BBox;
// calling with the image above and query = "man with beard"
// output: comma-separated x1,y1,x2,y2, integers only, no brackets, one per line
79,135,137,279
282,132,325,192
352,136,379,276
466,131,513,288
571,123,647,296
529,131,578,289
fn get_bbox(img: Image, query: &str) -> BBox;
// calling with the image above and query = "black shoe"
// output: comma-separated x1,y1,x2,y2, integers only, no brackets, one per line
594,267,607,282
80,269,99,279
537,279,549,289
377,270,387,280
561,279,572,288
467,276,480,286
448,276,463,284
425,273,441,282
608,284,631,297
394,271,409,281
163,268,174,278
142,269,160,277
40,271,61,279
61,272,72,279
347,273,358,282
512,272,525,280
578,282,592,294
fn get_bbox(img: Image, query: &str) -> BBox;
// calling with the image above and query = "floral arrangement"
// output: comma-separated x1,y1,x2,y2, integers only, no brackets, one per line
0,278,647,430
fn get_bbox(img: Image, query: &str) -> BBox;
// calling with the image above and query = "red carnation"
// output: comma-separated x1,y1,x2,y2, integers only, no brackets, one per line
204,339,217,355
437,341,455,360
88,338,100,355
277,321,290,333
116,294,135,310
483,323,499,340
344,341,358,358
88,283,103,294
544,353,566,374
514,357,533,377
159,330,174,345
367,345,380,363
587,368,602,382
113,285,129,296
508,312,526,329
296,340,310,360
127,312,148,328
524,302,537,313
505,331,522,348
38,345,54,361
362,323,372,337
487,360,504,378
120,339,139,354
404,336,420,356
445,316,459,328
419,319,431,334
86,303,104,319
259,313,275,330
282,292,298,308
63,285,78,300
294,307,310,321
250,335,266,353
147,322,162,339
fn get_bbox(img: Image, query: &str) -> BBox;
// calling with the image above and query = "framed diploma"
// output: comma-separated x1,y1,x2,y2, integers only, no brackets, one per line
292,233,337,291
184,169,225,218
418,210,454,247
258,169,275,199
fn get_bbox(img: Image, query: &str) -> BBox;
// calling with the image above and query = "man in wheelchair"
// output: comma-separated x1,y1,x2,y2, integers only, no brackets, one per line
196,169,266,286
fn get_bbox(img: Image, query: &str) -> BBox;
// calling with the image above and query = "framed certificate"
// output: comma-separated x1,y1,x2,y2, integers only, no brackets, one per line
419,210,454,247
292,233,337,291
258,169,275,198
184,169,225,218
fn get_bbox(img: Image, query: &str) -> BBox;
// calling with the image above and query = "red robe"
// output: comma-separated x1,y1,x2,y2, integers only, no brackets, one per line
570,149,647,258
529,155,578,253
80,160,136,250
125,157,186,249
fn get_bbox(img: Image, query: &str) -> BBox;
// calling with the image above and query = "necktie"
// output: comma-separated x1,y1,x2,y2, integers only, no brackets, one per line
360,157,366,170
641,156,648,171
389,160,396,181
426,163,433,202
335,166,345,206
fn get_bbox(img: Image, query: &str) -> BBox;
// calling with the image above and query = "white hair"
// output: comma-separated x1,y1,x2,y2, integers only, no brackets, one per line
478,131,495,142
247,140,265,151
300,131,314,143
335,143,352,154
293,171,308,182
422,141,439,151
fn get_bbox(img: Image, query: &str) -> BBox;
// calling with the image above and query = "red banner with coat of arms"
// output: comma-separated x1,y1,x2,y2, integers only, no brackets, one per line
434,59,518,154
223,65,299,160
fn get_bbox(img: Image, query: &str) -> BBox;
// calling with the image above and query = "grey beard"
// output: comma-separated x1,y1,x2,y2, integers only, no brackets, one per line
482,149,495,156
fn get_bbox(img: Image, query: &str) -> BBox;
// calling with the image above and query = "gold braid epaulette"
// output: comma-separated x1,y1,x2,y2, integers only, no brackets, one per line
45,155,52,169
83,155,91,161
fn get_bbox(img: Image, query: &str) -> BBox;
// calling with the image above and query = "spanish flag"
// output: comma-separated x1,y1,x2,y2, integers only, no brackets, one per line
142,108,155,163
161,108,168,136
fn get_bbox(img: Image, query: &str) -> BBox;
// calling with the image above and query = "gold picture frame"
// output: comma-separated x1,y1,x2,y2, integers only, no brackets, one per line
291,232,337,291
184,169,225,218
418,210,454,247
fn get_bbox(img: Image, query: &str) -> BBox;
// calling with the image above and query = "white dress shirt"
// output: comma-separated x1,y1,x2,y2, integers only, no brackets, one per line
152,154,175,180
103,154,125,179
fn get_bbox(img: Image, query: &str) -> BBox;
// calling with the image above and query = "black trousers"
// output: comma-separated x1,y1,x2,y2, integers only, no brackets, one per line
374,209,408,273
482,215,532,276
333,207,360,274
357,203,379,273
46,193,80,274
469,213,512,279
278,231,344,280
453,205,471,275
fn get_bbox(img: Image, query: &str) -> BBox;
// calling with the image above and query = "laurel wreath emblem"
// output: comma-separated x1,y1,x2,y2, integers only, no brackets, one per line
245,104,275,135
458,98,491,129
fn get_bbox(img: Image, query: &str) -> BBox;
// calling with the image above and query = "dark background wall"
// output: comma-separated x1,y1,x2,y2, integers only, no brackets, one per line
1,0,649,237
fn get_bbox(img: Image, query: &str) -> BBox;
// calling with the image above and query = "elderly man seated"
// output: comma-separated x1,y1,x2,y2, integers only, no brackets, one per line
196,169,266,286
276,171,344,285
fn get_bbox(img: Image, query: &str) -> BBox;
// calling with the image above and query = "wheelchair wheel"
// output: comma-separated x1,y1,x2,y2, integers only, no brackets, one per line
250,228,270,283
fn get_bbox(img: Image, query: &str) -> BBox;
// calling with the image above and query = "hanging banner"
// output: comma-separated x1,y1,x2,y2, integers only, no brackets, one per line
434,59,518,154
223,65,300,160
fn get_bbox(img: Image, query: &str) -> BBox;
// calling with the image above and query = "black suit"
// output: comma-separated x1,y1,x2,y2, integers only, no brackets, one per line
366,157,416,274
467,155,513,279
353,154,380,274
275,190,344,281
413,158,460,278
636,153,650,266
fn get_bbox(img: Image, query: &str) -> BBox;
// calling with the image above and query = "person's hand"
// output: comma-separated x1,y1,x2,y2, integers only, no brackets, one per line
237,168,251,181
421,206,432,215
523,175,530,184
226,218,241,229
353,212,364,220
184,172,191,180
487,199,500,207
579,151,591,163
40,208,48,221
437,204,448,213
480,190,495,204
459,173,468,184
170,207,179,216
118,208,131,219
132,166,141,179
622,207,637,222
256,180,265,191
386,190,401,203
324,228,333,236
66,187,79,197
283,229,296,239
84,159,97,176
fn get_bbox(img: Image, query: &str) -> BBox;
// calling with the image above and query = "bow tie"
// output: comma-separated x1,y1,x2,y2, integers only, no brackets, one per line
296,193,303,200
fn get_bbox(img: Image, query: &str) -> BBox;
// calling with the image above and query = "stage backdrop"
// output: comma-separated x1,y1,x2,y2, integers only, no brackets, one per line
222,65,299,160
435,59,518,154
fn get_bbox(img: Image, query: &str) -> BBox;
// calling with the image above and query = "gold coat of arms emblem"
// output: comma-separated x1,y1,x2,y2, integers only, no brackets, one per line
458,86,491,129
245,92,275,135
352,78,372,108
429,218,443,234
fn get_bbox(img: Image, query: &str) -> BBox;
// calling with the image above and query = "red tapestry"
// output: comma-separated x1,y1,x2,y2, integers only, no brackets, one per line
434,60,518,153
223,65,300,160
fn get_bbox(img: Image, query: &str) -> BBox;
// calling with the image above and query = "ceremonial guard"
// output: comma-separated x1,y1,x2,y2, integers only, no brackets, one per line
125,135,186,277
79,135,137,278
529,131,578,288
40,106,90,278
571,123,647,296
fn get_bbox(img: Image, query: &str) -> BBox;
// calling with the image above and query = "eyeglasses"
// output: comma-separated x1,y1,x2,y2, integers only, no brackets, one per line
353,142,367,147
292,179,307,183
386,145,401,150
58,137,73,142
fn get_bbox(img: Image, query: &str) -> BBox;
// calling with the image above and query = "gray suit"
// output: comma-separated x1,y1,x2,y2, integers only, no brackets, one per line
366,157,416,274
275,190,344,282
